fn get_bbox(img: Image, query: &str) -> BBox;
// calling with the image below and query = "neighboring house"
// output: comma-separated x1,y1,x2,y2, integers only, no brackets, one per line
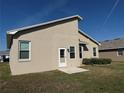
99,38,124,62
7,15,100,75
0,50,9,62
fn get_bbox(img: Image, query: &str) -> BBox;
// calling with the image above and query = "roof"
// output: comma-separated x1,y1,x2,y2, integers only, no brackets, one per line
78,29,101,46
0,50,9,56
99,38,124,50
7,15,82,35
6,15,82,49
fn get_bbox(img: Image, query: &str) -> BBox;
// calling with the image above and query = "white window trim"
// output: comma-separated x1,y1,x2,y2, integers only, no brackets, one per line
79,45,84,59
92,47,97,58
117,49,123,56
81,46,84,59
18,40,31,62
70,46,76,59
117,50,119,56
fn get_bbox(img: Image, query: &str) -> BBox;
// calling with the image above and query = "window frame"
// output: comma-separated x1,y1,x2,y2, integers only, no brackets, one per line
93,47,97,57
70,46,76,59
18,40,31,62
117,48,123,56
79,45,83,58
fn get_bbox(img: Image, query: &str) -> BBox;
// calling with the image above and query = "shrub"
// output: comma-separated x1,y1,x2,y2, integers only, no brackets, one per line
83,58,112,65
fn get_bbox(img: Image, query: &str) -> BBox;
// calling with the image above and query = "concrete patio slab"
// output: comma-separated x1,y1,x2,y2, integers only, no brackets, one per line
58,67,89,74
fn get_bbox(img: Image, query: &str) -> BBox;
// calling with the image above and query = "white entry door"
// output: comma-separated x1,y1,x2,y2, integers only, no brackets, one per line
58,48,67,67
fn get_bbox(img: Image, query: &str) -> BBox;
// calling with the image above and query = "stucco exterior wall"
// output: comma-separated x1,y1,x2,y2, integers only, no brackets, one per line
10,19,81,75
9,18,99,75
99,50,124,62
78,33,99,59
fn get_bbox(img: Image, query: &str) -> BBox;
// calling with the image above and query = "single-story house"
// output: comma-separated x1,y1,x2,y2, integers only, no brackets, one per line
99,38,124,62
0,50,9,62
7,15,100,75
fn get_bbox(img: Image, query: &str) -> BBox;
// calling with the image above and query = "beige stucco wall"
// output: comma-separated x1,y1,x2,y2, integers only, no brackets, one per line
9,19,99,75
99,50,124,62
10,19,81,75
78,33,99,59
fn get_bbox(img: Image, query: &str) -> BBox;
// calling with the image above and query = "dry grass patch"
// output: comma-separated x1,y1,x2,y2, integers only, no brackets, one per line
0,62,124,93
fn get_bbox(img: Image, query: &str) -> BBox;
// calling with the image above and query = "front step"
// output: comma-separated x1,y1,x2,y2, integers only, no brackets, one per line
58,67,89,74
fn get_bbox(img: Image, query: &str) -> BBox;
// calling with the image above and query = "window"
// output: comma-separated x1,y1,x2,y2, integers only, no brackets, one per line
79,46,82,58
19,41,31,60
93,47,97,57
117,49,123,56
70,46,75,58
60,49,65,58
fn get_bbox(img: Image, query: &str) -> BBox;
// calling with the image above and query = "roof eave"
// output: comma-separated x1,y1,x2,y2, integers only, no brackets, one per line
99,47,124,51
6,15,82,49
7,15,82,35
79,29,101,46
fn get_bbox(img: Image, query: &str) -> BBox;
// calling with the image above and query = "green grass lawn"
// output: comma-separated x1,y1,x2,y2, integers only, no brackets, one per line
0,62,124,93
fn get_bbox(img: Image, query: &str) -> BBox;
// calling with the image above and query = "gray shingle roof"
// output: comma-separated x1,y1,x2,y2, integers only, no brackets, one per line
99,38,124,50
